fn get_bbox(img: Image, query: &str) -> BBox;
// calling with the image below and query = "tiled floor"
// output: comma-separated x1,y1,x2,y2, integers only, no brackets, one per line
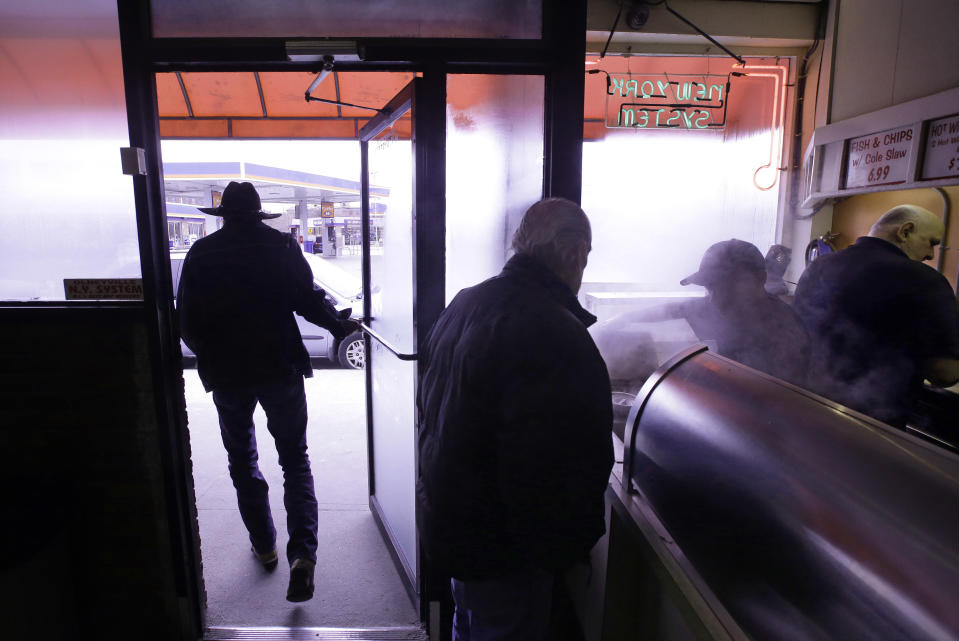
184,364,420,629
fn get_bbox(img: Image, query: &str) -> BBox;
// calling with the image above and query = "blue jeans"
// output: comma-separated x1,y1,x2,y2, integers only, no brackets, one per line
451,567,554,641
212,374,318,565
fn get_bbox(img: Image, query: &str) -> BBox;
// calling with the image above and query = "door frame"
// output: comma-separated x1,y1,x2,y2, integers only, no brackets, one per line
356,76,445,610
117,3,205,638
117,0,586,636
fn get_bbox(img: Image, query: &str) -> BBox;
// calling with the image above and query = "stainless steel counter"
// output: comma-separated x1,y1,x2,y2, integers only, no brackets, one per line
616,345,959,641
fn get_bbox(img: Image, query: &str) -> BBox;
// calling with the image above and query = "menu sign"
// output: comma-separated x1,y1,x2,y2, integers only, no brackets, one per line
844,125,915,189
920,113,959,180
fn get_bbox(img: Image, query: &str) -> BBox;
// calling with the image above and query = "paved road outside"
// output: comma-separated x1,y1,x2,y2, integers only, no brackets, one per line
183,363,419,629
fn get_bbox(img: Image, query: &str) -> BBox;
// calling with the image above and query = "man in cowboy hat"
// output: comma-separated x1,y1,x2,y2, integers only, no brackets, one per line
178,181,357,602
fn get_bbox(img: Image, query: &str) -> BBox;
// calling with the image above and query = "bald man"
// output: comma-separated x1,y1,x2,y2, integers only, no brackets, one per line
793,205,959,427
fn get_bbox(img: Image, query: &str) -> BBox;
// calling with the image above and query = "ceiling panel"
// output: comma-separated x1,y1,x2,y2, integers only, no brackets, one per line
156,71,417,138
231,119,359,139
181,72,263,117
336,72,416,117
155,73,189,117
260,71,337,118
159,119,230,138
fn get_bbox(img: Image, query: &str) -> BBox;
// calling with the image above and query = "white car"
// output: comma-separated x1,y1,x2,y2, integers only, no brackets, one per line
170,250,365,369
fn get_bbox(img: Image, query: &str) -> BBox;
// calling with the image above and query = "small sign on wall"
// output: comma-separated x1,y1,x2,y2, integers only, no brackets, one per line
920,113,959,181
64,279,143,300
844,125,916,189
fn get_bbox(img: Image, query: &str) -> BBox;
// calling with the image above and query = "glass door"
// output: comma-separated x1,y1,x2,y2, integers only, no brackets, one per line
358,73,547,627
358,79,422,605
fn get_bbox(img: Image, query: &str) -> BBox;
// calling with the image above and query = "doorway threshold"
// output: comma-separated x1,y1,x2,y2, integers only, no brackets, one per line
206,625,427,640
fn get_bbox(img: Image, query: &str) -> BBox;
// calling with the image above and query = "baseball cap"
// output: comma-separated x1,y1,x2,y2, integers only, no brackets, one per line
680,239,767,287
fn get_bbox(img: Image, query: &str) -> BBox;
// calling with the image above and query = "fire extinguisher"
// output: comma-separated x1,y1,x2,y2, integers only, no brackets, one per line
804,231,839,266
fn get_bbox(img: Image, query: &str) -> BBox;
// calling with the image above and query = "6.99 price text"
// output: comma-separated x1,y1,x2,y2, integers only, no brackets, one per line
867,165,891,183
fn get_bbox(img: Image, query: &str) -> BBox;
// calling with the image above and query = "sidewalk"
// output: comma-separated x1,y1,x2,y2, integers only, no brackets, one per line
184,365,419,628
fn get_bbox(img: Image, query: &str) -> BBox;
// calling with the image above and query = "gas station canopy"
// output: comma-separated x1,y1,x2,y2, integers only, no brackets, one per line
163,161,388,205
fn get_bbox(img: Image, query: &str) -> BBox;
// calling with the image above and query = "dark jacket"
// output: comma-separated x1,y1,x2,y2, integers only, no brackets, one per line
678,294,810,386
793,236,959,426
416,254,614,580
177,215,346,391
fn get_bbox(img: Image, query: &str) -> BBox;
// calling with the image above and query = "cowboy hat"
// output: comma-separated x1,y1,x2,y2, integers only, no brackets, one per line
198,181,281,219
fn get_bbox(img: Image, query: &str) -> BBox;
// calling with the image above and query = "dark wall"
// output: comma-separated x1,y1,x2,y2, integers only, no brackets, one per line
0,306,194,639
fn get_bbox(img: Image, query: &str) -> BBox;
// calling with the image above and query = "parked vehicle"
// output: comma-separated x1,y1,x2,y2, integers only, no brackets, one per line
170,250,365,369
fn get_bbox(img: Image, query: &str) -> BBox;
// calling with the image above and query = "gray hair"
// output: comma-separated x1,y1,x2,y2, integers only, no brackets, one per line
511,198,591,280
869,204,938,236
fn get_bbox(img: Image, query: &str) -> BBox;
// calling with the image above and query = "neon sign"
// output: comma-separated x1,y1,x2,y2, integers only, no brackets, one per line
605,73,730,130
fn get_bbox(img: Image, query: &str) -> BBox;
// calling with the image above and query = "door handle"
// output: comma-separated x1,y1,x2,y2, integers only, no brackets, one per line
360,322,417,361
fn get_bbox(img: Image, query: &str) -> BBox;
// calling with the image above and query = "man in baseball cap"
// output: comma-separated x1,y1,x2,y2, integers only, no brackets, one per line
678,239,809,383
599,239,809,387
680,238,767,288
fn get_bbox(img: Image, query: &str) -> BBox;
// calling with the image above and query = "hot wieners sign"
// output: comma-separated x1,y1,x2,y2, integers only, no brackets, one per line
606,73,730,130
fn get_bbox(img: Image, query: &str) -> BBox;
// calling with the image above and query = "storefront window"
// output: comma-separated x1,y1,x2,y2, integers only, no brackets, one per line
0,3,140,301
582,57,787,294
581,55,787,301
